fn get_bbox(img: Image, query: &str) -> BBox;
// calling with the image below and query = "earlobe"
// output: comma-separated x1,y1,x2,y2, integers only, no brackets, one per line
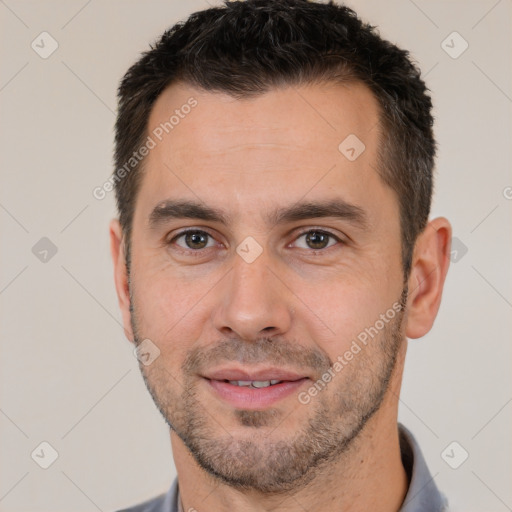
109,219,135,342
404,217,452,339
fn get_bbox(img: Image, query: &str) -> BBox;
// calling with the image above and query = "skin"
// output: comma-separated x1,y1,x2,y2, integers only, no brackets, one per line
110,81,451,512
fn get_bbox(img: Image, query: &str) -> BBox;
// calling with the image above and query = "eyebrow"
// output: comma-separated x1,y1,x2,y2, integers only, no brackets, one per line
149,198,368,230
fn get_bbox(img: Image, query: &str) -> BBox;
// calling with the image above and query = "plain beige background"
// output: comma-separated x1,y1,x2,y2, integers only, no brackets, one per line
1,1,511,511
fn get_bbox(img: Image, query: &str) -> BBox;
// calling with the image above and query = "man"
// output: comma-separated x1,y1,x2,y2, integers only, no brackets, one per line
110,1,451,510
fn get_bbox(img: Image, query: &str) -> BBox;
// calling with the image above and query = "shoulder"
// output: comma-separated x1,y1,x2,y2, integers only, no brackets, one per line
115,492,167,512
115,478,179,512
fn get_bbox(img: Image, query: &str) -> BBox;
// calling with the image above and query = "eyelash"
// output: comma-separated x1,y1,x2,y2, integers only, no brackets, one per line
167,228,343,256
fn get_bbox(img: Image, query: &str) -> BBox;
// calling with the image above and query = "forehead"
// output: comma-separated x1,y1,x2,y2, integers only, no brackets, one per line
147,80,380,159
135,80,393,231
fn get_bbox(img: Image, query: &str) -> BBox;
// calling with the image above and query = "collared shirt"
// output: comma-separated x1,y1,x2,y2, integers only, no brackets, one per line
116,423,448,512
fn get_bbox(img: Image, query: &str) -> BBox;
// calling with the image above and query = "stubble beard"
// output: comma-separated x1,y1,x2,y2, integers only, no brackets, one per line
130,289,406,495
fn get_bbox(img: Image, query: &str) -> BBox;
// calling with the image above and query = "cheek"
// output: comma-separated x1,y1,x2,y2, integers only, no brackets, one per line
303,272,402,356
130,263,214,358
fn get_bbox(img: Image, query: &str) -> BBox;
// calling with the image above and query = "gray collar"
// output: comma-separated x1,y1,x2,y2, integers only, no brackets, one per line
398,424,448,511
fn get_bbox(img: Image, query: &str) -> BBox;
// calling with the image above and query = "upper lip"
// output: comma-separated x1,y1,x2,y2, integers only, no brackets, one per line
203,367,308,382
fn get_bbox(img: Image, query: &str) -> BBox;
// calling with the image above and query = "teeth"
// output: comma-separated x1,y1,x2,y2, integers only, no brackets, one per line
228,380,282,388
252,380,271,388
229,380,253,387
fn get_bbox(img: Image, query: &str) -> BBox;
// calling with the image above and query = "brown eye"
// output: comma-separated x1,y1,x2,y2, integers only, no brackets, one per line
293,230,339,251
173,230,213,250
305,231,330,249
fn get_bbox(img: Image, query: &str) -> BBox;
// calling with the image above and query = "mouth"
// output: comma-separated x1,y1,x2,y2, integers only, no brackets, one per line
226,379,286,388
202,367,310,410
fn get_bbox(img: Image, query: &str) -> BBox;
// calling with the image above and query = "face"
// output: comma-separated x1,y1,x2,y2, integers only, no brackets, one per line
120,81,410,492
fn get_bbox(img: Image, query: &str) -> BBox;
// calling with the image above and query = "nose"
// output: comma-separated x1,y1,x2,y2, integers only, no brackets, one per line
212,249,294,342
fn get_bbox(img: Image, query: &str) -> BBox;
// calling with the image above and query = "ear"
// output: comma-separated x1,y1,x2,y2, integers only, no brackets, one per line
404,217,452,339
109,219,135,343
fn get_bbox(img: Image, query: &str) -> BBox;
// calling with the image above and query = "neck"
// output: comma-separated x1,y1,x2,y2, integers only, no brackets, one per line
172,347,409,512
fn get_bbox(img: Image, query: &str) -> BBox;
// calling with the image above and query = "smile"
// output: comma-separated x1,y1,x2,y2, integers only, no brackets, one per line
205,376,309,410
228,379,282,388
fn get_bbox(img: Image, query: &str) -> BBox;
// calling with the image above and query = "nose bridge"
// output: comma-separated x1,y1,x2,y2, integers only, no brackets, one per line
213,245,293,340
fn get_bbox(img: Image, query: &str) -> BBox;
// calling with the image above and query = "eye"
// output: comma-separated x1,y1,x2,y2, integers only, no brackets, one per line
171,229,216,251
292,229,341,250
167,228,343,255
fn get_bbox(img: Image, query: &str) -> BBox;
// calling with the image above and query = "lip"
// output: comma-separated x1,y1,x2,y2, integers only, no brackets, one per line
204,367,307,382
202,366,309,410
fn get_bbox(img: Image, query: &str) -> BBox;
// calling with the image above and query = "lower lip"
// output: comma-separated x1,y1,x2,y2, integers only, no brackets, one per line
206,378,309,409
